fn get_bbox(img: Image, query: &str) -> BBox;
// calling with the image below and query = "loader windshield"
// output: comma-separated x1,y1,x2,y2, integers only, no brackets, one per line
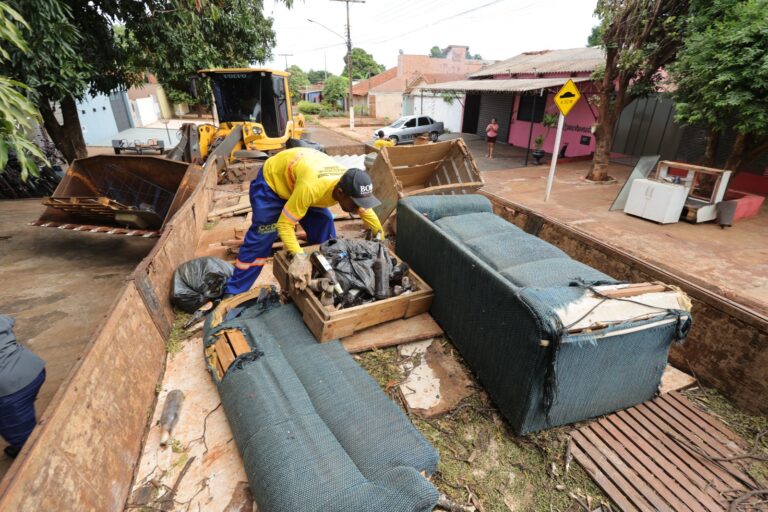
209,72,289,137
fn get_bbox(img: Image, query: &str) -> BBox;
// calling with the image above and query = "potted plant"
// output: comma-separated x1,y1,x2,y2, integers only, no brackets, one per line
532,135,545,165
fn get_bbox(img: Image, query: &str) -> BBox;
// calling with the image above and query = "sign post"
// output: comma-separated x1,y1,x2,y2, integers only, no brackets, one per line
545,79,581,202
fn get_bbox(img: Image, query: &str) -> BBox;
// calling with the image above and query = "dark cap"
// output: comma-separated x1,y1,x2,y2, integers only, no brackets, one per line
338,168,381,209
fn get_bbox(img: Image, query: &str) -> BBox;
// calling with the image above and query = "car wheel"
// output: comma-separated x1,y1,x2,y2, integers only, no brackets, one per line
114,148,121,155
390,136,399,145
430,131,439,142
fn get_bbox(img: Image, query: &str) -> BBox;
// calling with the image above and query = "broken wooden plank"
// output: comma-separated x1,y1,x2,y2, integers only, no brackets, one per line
659,365,696,394
340,313,443,353
596,282,668,298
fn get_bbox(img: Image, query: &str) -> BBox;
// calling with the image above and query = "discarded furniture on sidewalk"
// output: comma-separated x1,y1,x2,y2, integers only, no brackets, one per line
396,194,692,434
624,160,732,224
204,293,440,512
722,171,766,222
368,139,484,224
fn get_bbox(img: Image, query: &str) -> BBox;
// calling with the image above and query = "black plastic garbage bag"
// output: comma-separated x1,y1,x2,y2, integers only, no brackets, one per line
319,239,392,297
171,257,234,312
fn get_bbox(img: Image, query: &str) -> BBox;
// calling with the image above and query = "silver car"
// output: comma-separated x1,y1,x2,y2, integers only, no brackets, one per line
374,115,444,145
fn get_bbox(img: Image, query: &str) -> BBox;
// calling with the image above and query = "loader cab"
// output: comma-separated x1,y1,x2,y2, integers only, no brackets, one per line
205,69,290,138
196,68,301,156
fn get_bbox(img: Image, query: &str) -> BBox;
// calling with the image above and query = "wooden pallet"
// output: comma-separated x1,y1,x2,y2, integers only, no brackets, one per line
43,196,131,216
273,244,434,342
571,392,760,512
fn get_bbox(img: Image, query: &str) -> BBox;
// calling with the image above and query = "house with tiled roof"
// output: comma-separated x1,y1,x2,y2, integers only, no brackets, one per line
358,46,492,120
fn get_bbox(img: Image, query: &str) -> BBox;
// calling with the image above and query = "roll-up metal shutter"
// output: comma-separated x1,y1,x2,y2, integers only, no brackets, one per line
477,93,514,142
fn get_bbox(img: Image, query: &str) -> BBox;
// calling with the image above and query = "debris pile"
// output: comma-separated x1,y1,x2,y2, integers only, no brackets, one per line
309,239,416,310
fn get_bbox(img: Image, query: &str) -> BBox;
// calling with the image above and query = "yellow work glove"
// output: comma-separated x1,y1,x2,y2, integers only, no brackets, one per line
288,253,312,291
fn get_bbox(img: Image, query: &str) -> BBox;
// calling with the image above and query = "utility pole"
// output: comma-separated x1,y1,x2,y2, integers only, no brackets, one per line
331,0,364,128
277,53,293,70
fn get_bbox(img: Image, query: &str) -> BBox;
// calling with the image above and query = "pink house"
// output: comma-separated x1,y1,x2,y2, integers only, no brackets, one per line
418,48,605,158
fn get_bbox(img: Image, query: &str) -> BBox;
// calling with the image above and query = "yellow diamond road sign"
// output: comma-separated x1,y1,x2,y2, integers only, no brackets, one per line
554,79,581,117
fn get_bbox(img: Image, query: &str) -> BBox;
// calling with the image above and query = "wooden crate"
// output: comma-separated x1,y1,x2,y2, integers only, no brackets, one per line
273,244,433,342
369,138,484,223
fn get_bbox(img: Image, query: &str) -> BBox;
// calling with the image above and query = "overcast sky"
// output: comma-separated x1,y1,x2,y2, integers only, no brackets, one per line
263,0,599,75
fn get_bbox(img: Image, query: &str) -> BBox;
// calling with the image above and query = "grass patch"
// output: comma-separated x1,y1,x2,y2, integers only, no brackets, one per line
204,220,217,230
683,387,768,486
166,312,191,355
357,341,610,512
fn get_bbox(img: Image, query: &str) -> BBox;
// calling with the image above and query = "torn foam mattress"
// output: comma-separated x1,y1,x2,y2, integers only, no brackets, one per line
204,299,439,512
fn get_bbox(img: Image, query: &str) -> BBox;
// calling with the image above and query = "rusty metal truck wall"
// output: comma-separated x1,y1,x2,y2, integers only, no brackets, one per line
484,191,768,416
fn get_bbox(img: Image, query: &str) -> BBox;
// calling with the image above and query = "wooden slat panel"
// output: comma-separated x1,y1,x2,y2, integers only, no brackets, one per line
571,430,655,510
629,403,746,491
570,442,640,512
572,393,756,512
594,420,719,512
667,392,746,447
578,429,671,511
611,411,727,507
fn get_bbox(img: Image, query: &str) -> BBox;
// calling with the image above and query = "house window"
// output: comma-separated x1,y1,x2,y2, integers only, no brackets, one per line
517,94,547,123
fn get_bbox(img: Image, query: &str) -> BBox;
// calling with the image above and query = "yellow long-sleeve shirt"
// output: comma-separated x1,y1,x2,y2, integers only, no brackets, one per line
263,148,383,254
373,138,394,150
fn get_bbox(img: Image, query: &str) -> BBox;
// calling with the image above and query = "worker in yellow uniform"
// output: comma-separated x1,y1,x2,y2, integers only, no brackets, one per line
373,130,395,150
224,148,383,295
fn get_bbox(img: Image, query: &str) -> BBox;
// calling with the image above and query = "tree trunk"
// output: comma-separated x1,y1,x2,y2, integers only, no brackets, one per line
737,136,768,173
724,132,747,172
701,129,720,167
38,95,88,163
586,112,616,181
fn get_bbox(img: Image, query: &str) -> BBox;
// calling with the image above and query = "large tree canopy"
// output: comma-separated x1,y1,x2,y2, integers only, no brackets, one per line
669,0,768,171
587,0,688,181
307,69,328,84
322,75,348,107
341,47,384,80
0,2,47,179
0,0,289,163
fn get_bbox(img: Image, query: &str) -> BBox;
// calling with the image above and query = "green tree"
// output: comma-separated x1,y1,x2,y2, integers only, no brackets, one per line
341,48,384,80
429,46,445,58
1,0,289,163
322,75,348,107
0,2,47,179
669,0,768,171
587,24,603,46
307,69,328,84
287,64,310,104
586,0,688,181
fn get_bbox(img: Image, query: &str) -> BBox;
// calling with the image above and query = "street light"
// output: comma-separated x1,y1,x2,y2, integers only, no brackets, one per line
307,18,354,128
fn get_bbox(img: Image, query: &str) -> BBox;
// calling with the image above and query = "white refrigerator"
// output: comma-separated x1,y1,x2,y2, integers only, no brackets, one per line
623,179,688,224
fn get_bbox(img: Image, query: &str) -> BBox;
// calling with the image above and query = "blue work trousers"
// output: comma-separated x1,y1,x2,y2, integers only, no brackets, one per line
0,368,45,449
224,170,336,295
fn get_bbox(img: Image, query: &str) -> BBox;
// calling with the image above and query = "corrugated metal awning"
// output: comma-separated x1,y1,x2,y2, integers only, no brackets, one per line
415,77,590,94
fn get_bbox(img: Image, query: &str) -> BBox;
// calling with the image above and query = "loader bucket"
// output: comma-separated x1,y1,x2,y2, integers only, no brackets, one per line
32,155,201,237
